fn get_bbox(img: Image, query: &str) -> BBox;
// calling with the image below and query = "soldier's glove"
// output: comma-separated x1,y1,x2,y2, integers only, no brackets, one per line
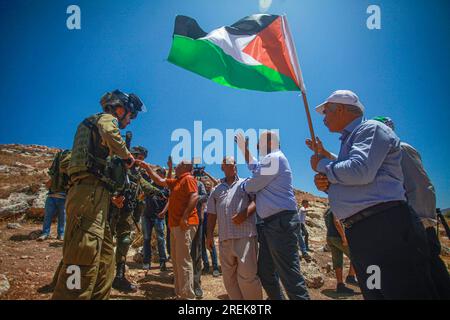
111,195,125,209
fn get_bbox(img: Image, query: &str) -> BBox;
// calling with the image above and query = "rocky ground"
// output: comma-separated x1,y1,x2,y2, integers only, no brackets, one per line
0,220,364,300
0,144,448,300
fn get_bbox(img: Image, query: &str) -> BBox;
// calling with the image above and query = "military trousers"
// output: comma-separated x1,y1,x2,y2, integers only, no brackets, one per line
110,208,133,264
52,179,115,300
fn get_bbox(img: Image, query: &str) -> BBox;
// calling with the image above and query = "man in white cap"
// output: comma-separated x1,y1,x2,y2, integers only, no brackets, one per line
308,90,438,300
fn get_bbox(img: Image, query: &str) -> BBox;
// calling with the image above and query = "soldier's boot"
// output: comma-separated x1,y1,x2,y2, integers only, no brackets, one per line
112,262,137,293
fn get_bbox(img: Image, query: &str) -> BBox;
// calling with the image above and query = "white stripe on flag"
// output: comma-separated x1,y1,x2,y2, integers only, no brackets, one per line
281,15,306,93
200,27,262,66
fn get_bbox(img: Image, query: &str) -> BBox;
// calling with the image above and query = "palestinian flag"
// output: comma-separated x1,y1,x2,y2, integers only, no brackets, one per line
168,14,306,92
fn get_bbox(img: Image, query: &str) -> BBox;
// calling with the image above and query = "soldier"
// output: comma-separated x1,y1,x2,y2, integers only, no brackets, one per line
51,89,145,300
111,146,163,293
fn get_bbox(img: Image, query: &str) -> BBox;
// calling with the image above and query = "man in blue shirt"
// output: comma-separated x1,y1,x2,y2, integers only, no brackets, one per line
309,90,437,300
236,131,310,300
373,116,450,299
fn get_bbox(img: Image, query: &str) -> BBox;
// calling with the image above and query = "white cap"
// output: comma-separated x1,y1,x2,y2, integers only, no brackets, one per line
315,90,365,114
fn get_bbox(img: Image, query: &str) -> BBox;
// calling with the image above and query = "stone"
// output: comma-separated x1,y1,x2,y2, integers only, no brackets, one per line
302,261,325,289
325,262,333,274
28,230,42,240
0,274,10,296
133,251,143,264
7,223,22,229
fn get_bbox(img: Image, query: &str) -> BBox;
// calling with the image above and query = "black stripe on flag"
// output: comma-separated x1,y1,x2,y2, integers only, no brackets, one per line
173,15,207,39
226,14,279,36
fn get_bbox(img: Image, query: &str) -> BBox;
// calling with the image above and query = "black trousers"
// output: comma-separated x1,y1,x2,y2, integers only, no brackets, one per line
190,217,203,291
345,202,439,300
425,226,450,299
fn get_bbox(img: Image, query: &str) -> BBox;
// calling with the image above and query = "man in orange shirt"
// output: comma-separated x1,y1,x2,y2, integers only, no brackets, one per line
137,158,199,299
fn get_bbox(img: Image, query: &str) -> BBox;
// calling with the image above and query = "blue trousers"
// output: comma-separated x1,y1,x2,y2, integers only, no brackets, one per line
257,211,310,300
142,215,168,264
297,225,308,255
42,196,66,236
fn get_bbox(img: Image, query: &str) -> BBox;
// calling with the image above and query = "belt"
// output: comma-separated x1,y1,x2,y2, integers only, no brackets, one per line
262,210,297,224
342,201,406,228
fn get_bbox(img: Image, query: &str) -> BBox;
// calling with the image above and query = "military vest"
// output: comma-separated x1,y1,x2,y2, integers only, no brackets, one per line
68,113,110,178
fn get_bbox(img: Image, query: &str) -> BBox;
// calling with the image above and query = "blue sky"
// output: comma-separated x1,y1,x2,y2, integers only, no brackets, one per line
1,0,449,208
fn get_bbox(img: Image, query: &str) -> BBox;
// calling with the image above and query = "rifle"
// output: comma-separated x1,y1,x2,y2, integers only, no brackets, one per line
437,208,450,240
121,131,142,233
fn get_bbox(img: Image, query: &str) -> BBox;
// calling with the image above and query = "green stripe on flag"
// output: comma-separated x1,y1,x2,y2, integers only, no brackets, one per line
168,35,299,92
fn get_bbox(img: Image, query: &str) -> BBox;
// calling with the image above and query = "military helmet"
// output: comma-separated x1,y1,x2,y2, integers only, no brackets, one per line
130,146,148,159
100,89,147,119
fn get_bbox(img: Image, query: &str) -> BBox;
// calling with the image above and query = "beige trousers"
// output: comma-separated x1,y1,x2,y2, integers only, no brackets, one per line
219,236,263,300
170,225,197,299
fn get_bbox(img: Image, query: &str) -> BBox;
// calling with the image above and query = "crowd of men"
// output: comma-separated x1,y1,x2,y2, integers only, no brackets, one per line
37,88,449,300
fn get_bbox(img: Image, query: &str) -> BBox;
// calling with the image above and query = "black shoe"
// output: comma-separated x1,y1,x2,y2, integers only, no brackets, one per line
112,262,137,293
336,283,355,294
37,284,55,294
202,266,210,274
194,287,204,299
160,262,167,272
345,275,358,285
302,253,312,263
112,277,137,293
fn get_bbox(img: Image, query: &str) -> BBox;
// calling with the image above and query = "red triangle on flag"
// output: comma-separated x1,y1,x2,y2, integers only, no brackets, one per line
243,16,299,86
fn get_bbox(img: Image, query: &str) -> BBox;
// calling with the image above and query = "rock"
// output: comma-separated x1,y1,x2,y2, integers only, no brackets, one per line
133,251,143,264
0,192,34,217
28,188,48,217
20,255,30,259
28,230,42,240
0,274,10,296
7,223,22,229
302,261,325,289
441,245,450,257
324,262,333,274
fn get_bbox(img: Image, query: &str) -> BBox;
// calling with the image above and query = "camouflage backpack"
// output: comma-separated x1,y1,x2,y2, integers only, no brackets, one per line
49,149,72,193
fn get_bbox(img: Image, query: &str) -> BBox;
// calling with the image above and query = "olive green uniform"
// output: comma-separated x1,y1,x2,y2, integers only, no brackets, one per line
111,167,162,264
52,113,131,300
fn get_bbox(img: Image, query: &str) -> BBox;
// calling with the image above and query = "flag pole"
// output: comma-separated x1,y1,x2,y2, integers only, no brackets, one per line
300,92,317,150
281,15,317,151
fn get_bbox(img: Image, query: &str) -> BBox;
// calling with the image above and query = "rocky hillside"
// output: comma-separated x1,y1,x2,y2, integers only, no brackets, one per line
0,144,347,298
0,143,329,220
0,144,60,219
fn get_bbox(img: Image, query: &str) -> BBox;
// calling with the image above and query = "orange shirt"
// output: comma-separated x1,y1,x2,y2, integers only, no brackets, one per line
166,172,199,228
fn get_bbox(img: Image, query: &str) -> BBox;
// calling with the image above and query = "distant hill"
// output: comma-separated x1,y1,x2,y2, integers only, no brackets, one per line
441,208,450,218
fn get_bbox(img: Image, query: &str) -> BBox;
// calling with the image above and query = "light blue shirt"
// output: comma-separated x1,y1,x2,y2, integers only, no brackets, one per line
317,117,406,220
242,150,298,219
